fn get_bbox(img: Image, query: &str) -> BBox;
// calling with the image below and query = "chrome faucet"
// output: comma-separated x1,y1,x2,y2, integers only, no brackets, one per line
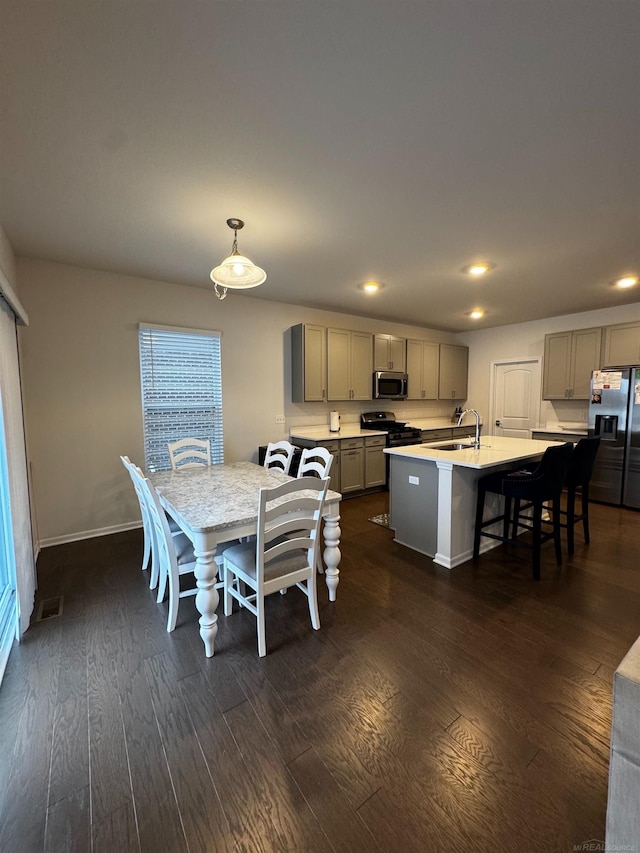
457,408,481,447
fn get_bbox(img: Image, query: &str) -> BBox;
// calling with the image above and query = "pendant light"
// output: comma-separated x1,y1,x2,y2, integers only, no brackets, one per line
210,218,267,300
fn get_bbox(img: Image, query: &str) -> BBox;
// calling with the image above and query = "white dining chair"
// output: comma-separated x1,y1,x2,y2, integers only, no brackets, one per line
120,455,155,584
297,446,333,479
168,437,211,471
263,440,295,475
223,476,329,657
127,462,230,631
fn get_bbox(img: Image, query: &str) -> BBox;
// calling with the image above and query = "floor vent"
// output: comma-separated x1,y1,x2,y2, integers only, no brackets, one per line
36,596,64,622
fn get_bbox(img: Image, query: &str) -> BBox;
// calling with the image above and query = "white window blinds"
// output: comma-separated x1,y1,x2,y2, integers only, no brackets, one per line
138,324,223,471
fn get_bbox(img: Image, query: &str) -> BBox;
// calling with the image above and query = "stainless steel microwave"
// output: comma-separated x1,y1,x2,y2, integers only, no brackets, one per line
373,370,408,400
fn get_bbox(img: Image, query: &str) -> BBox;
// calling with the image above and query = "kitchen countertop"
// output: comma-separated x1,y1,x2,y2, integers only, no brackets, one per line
384,435,566,470
290,425,386,441
290,417,480,442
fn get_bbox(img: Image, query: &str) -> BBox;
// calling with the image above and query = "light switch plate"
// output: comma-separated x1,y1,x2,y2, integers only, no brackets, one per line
275,415,286,424
409,475,419,485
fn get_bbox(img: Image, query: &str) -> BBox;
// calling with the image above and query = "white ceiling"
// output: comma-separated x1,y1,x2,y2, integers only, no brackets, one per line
1,1,638,332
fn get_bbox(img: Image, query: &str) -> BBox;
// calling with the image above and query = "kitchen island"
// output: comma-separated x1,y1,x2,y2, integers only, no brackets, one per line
385,436,565,569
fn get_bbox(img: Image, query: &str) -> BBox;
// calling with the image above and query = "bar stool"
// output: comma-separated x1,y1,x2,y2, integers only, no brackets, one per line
473,442,574,580
563,436,601,554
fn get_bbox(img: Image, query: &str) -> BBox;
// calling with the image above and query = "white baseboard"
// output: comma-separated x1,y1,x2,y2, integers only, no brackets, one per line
39,520,142,549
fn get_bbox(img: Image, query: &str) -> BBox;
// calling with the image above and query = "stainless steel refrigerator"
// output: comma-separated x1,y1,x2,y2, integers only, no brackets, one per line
588,367,640,508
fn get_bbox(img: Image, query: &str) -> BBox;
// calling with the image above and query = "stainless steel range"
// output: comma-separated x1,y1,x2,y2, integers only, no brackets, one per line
360,411,423,448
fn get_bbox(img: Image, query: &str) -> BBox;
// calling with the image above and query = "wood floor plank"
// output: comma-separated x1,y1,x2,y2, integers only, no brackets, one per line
0,655,60,853
86,610,133,826
92,802,139,853
287,746,381,853
179,670,266,852
143,652,233,852
223,698,332,852
44,785,91,853
48,617,89,808
115,625,187,853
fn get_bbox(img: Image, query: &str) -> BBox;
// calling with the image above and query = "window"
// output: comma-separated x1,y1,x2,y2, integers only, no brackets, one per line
138,324,223,472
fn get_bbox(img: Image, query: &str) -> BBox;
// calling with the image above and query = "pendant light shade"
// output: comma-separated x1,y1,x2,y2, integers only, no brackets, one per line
210,218,266,300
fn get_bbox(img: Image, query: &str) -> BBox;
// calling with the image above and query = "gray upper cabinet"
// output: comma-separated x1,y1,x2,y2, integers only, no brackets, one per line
374,334,406,372
602,321,640,367
438,344,469,400
291,323,327,402
542,327,602,400
327,328,373,401
406,339,439,399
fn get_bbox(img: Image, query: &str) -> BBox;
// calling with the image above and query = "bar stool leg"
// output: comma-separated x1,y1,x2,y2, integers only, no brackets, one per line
532,503,542,581
582,482,591,545
552,496,563,564
474,485,485,559
566,485,576,555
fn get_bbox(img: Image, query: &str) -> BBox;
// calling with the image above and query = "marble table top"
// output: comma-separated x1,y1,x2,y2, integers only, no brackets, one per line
148,461,341,533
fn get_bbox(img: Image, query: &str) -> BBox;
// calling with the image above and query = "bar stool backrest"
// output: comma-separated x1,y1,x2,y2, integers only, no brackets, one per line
565,437,601,489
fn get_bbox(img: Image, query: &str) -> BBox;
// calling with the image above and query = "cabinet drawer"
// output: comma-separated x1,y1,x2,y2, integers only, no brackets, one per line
318,440,340,453
422,428,452,441
364,435,387,448
340,438,364,450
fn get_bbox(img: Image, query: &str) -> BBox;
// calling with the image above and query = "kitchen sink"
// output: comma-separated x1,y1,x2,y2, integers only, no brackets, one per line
426,442,487,451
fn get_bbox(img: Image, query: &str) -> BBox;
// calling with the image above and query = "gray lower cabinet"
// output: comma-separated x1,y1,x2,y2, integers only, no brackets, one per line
340,438,365,492
422,428,452,442
293,435,387,493
531,430,585,443
364,435,387,487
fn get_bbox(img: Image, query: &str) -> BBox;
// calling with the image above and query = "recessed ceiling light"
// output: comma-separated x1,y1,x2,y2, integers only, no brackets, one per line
468,309,484,319
462,262,496,277
614,275,638,288
358,281,385,293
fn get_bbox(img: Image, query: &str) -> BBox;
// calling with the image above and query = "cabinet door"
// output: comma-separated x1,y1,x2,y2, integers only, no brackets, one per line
374,335,390,371
350,331,373,400
542,332,572,399
303,324,326,401
570,327,602,398
365,437,387,487
389,336,406,372
451,346,468,400
327,328,351,400
439,344,468,400
406,339,424,399
603,322,640,367
374,334,406,371
318,441,341,493
340,447,364,492
421,342,440,399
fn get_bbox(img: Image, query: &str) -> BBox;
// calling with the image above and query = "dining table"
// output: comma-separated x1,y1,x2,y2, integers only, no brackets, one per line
147,461,342,657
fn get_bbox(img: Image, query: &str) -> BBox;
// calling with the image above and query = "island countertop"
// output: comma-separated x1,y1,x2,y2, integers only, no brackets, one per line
384,435,566,470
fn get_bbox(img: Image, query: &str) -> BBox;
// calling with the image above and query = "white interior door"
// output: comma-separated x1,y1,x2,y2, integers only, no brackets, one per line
491,359,541,438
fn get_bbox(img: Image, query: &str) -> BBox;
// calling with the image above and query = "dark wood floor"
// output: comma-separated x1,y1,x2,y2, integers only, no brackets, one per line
1,493,638,853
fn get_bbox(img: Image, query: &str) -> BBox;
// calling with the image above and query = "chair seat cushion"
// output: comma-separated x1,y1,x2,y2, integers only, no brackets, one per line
224,541,309,582
173,531,195,564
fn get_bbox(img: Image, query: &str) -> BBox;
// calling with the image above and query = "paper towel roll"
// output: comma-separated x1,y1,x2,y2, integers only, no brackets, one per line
330,411,340,432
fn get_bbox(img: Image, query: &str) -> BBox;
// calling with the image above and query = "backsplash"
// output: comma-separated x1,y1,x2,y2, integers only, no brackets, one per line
286,399,454,428
541,400,589,429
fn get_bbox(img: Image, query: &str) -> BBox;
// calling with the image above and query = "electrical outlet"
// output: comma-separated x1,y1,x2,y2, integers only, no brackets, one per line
275,415,286,424
409,475,419,485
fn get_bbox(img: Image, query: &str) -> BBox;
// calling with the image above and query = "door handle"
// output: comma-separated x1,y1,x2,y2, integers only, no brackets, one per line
495,419,501,427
